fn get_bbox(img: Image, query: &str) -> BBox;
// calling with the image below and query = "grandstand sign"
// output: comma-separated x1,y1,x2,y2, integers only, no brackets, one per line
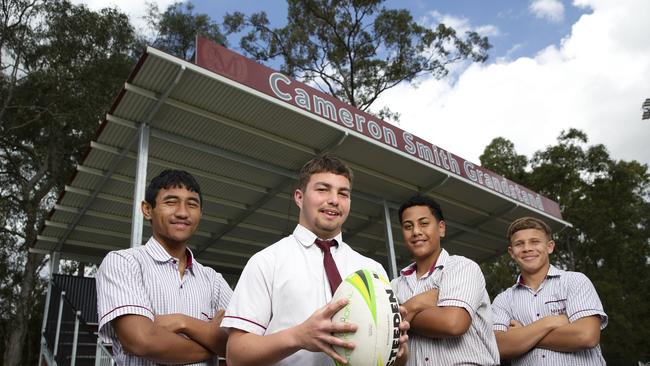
196,37,562,219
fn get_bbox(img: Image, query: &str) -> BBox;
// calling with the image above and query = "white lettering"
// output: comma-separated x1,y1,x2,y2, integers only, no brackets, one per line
448,152,460,175
383,127,397,147
368,120,382,140
355,114,366,133
431,145,442,166
339,108,354,128
464,161,477,181
269,73,291,101
295,88,310,110
416,142,436,164
485,174,495,189
535,195,543,210
403,132,416,154
313,95,337,121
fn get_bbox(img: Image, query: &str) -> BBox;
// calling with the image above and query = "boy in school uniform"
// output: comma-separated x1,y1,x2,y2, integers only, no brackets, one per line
222,154,408,366
491,216,607,365
391,195,499,366
96,169,232,365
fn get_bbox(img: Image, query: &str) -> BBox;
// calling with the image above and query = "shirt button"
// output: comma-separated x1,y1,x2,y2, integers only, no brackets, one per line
180,285,183,289
425,357,429,361
542,355,546,358
534,294,537,297
536,313,540,317
172,260,177,264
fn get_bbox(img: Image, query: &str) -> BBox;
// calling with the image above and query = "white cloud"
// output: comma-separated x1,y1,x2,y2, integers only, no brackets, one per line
475,24,501,38
498,43,524,62
71,0,176,33
424,11,500,38
377,0,650,167
529,0,565,23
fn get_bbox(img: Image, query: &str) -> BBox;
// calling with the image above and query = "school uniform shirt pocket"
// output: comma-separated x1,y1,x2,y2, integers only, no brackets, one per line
544,296,568,316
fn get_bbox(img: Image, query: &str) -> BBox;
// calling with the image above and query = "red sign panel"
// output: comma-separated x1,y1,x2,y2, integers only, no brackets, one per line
195,36,563,220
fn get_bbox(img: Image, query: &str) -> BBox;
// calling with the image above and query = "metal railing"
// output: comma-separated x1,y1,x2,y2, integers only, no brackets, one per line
39,275,112,366
94,341,114,366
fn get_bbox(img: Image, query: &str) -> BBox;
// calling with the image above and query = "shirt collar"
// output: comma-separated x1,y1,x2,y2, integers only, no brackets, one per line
293,224,343,250
144,237,194,273
400,248,449,277
515,264,562,287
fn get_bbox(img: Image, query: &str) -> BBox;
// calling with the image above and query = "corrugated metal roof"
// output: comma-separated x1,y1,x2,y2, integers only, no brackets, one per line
33,45,571,286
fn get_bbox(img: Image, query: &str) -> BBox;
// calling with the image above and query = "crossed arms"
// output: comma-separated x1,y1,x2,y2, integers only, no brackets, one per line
401,288,471,337
113,310,228,364
400,260,487,339
494,314,601,359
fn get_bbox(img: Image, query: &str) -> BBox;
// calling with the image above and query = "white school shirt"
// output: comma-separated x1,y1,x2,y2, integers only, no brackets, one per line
96,237,232,366
222,224,389,366
391,249,500,366
491,265,607,366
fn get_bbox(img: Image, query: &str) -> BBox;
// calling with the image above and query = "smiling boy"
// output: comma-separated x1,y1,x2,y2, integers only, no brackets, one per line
491,216,607,365
222,154,408,366
391,195,499,366
96,170,232,365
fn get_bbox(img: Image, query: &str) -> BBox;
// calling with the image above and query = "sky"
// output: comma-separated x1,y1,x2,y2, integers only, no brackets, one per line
76,0,650,167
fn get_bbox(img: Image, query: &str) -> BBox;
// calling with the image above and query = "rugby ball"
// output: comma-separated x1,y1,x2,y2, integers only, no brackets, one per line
331,269,401,366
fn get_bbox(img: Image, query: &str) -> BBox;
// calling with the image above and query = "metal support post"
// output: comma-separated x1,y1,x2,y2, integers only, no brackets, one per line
382,200,398,279
39,280,53,365
130,123,150,247
51,251,60,274
53,290,66,357
39,251,60,365
94,339,102,366
71,310,81,366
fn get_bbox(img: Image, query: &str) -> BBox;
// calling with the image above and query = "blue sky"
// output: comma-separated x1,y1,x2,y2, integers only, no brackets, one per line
192,0,590,63
78,0,649,166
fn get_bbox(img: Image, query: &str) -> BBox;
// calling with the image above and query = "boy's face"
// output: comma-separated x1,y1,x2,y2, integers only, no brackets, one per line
142,186,202,248
508,228,554,275
294,172,351,239
400,205,445,260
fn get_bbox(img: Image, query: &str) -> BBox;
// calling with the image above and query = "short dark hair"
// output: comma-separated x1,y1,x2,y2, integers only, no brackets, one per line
145,169,203,208
507,216,552,241
398,195,444,223
297,154,353,191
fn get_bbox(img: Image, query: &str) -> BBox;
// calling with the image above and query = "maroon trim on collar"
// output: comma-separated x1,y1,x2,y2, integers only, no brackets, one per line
185,248,193,269
401,258,441,277
427,260,439,275
400,263,417,276
518,276,526,286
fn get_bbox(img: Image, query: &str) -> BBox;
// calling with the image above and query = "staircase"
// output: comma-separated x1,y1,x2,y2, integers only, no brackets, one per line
40,274,113,366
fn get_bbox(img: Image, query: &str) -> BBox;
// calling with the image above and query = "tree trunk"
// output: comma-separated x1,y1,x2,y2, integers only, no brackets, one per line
3,251,42,366
3,197,45,366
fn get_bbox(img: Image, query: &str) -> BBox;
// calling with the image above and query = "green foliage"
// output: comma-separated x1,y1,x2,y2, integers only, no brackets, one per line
480,254,519,299
480,129,650,363
223,0,490,119
145,1,226,61
0,1,139,364
479,137,528,185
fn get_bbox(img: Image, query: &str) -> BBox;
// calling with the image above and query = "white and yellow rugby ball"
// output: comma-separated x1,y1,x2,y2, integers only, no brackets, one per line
331,269,401,366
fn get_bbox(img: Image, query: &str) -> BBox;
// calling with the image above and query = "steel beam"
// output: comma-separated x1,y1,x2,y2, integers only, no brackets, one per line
382,201,398,279
131,123,149,247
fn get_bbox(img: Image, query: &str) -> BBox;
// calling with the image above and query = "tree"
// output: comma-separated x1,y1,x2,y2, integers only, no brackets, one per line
479,129,650,364
0,1,139,364
479,137,528,186
145,1,227,61
223,0,490,120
